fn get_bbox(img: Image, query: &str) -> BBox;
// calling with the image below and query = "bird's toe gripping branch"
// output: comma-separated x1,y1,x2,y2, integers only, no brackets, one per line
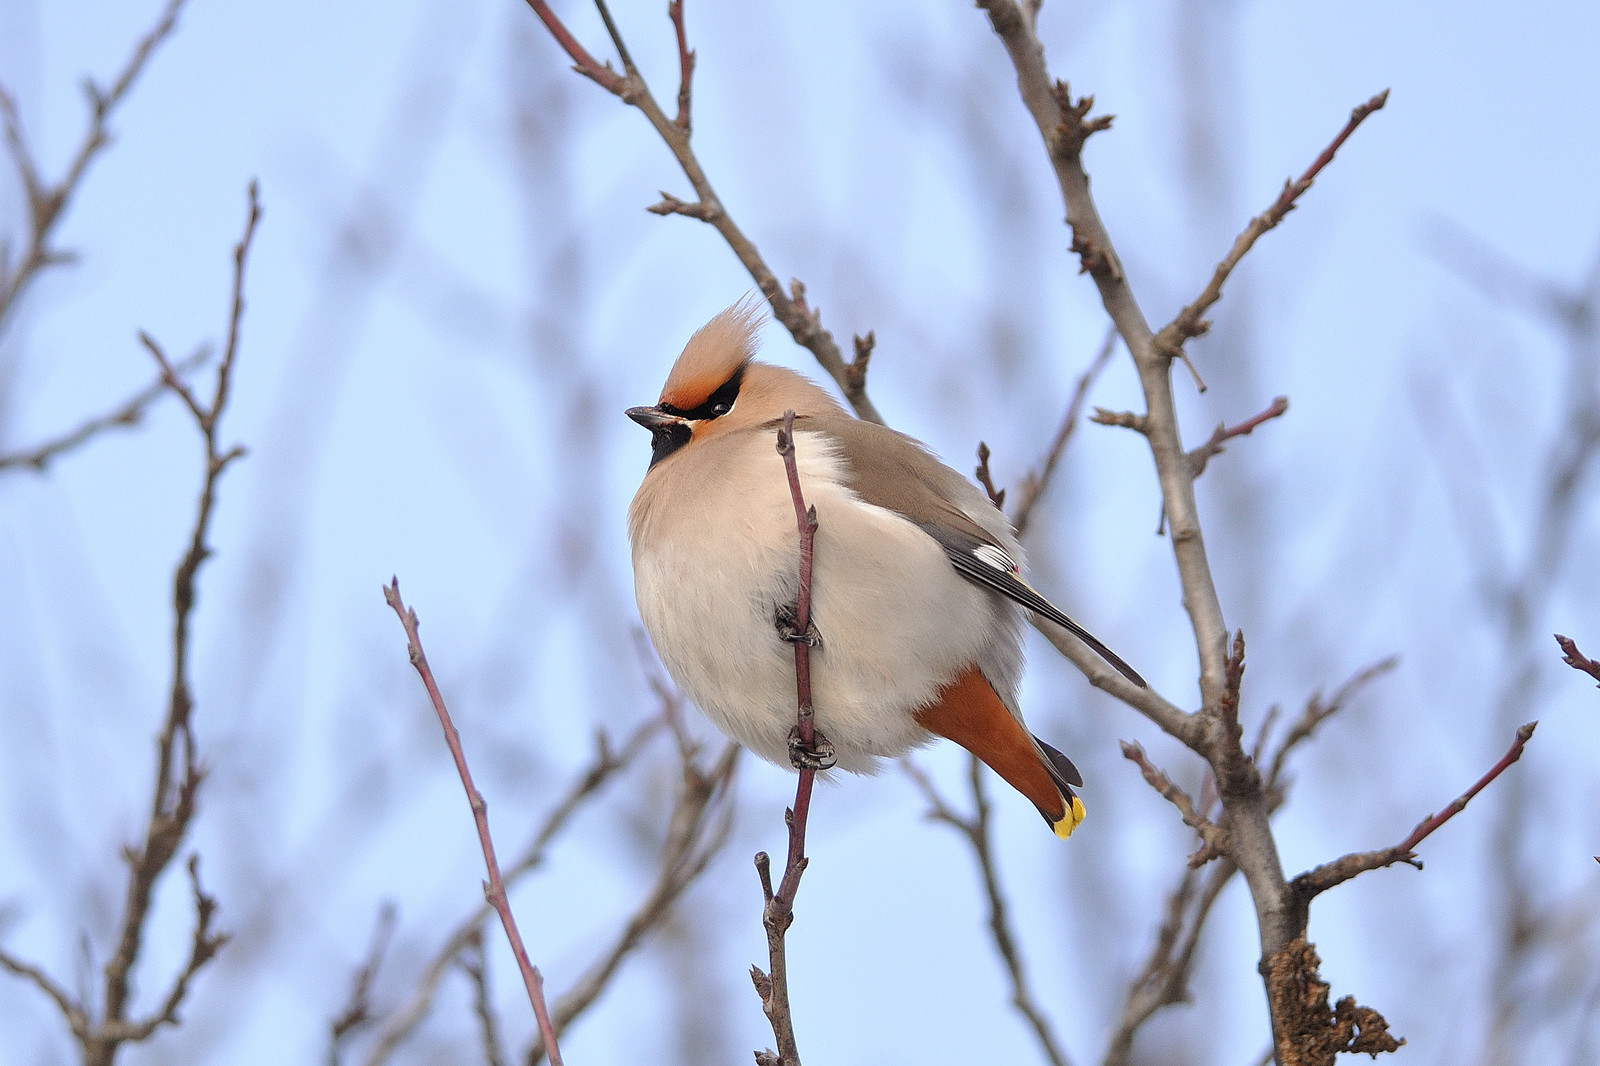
774,602,822,648
787,724,836,771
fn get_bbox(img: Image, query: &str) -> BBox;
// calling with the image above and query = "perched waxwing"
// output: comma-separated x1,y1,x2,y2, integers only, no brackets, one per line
627,300,1144,838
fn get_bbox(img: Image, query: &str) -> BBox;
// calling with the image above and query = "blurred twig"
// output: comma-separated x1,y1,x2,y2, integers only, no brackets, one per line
0,180,255,1066
329,904,397,1066
905,756,1073,1066
0,349,208,472
520,0,881,423
1010,325,1117,537
0,0,187,336
529,741,738,1065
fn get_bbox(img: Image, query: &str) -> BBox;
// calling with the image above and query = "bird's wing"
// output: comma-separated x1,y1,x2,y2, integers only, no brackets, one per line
801,415,1147,688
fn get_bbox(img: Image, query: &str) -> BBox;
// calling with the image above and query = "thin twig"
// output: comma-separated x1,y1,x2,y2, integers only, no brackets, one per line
520,1,881,422
359,713,669,1066
530,742,739,1065
329,903,397,1065
57,182,258,1066
1186,396,1290,479
751,411,822,1066
1160,90,1389,347
1012,325,1118,536
904,758,1074,1066
383,578,564,1066
1555,635,1600,688
0,350,209,472
1121,743,1229,867
1290,722,1537,904
0,0,187,335
1102,858,1236,1066
1263,658,1400,801
459,932,508,1066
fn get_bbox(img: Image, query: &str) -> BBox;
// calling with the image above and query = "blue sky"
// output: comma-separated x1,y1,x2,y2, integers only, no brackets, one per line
3,1,1598,1063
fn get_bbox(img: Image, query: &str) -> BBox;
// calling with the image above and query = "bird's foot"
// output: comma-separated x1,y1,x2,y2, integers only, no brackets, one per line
787,725,836,771
774,603,822,648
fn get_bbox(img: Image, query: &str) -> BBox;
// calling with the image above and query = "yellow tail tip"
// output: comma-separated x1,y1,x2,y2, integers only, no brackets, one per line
1052,795,1086,840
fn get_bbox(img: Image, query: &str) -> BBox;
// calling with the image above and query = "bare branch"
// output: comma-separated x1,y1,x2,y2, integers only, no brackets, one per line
667,0,695,131
358,712,666,1066
459,932,508,1066
1103,858,1236,1066
0,349,208,472
1012,326,1117,536
0,947,89,1042
1264,658,1400,800
532,742,738,1064
1555,634,1600,689
750,411,826,1066
519,0,623,92
1186,396,1290,479
520,2,881,422
329,903,397,1064
61,181,258,1066
0,0,188,334
110,856,229,1043
1291,722,1537,903
1121,742,1229,867
382,578,565,1066
1161,90,1389,346
904,758,1074,1066
974,441,1006,510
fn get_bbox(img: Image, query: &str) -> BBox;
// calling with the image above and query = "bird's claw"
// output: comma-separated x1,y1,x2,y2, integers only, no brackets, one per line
774,603,822,648
787,725,836,771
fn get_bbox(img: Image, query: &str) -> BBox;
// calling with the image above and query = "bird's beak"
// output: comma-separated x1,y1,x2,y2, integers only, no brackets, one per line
627,405,686,430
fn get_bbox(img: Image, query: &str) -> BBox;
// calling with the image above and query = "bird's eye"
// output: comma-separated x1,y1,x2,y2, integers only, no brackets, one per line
712,401,731,416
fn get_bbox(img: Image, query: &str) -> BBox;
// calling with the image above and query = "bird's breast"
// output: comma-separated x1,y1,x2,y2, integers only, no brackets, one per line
628,429,1022,773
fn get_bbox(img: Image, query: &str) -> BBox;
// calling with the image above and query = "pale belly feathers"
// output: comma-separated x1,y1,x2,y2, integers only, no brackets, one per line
630,429,1022,774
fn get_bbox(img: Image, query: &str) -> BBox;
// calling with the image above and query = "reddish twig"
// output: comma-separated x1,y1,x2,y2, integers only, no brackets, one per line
520,0,623,92
1186,396,1290,479
1012,325,1118,535
1161,90,1389,347
1291,722,1538,903
904,758,1072,1066
750,410,822,1066
382,578,564,1066
1555,634,1600,688
519,1,881,423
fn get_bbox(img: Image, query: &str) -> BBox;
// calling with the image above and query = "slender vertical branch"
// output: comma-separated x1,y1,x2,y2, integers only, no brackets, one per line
383,579,564,1066
750,410,823,1066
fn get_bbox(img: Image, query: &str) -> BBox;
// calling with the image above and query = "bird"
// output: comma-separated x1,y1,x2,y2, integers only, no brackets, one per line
626,300,1145,838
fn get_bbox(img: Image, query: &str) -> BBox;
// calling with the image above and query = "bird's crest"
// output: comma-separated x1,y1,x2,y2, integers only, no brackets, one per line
660,297,764,410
